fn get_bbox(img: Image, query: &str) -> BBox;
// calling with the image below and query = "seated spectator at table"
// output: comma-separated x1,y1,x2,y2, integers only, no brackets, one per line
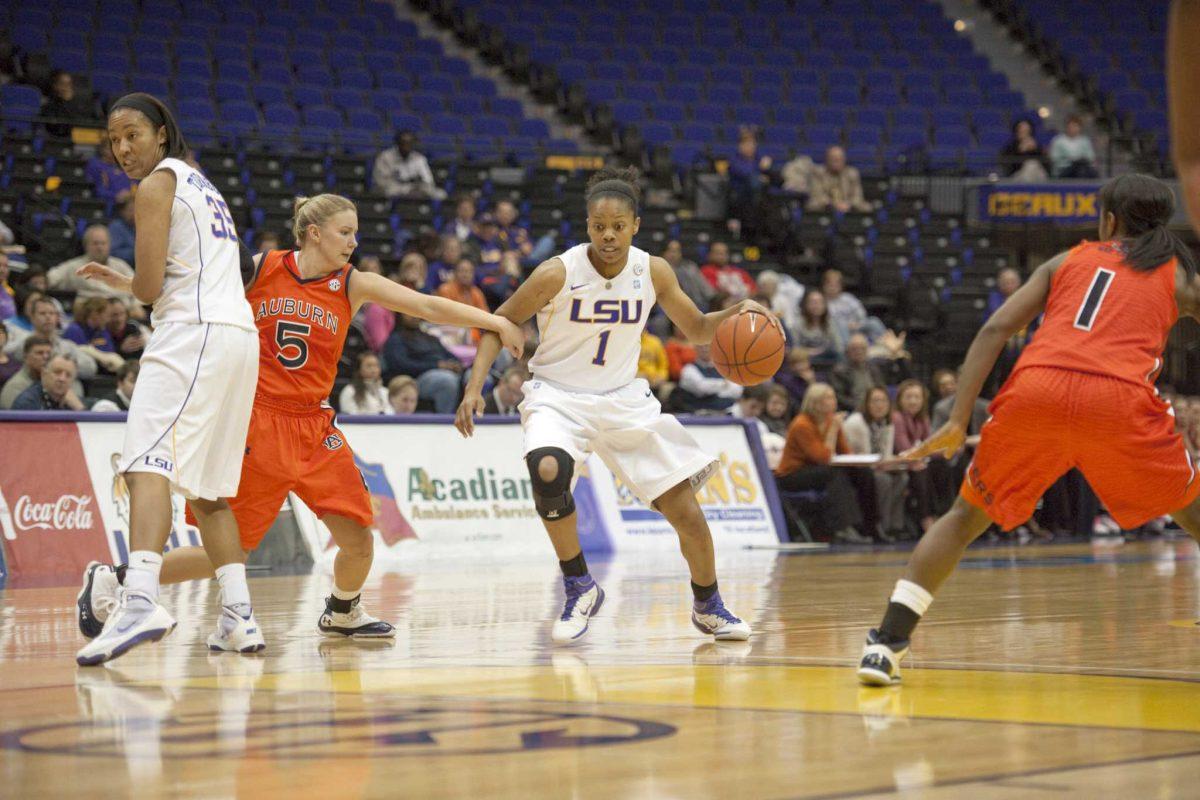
1000,119,1050,181
12,354,85,411
425,235,464,294
893,379,935,534
755,269,804,336
774,382,878,543
442,194,478,243
382,313,463,414
1050,115,1099,178
929,369,990,515
104,298,147,360
91,359,138,411
484,366,527,415
762,383,794,436
0,335,53,408
700,241,756,300
775,347,818,405
665,323,696,381
373,130,446,200
481,251,522,310
471,214,504,271
64,297,116,353
843,386,905,540
830,333,885,411
41,70,99,139
253,230,282,253
108,196,135,266
674,343,742,413
85,140,133,203
388,375,420,414
807,146,872,213
47,224,137,307
339,352,390,414
782,152,815,195
5,297,108,381
662,239,713,311
795,288,844,369
985,266,1022,320
638,329,669,395
822,268,885,342
0,325,19,386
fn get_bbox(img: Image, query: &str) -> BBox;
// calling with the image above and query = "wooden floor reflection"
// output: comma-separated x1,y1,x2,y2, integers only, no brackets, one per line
3,539,1200,798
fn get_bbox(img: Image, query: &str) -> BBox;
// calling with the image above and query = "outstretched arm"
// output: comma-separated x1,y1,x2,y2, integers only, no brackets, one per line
650,257,780,343
902,252,1065,460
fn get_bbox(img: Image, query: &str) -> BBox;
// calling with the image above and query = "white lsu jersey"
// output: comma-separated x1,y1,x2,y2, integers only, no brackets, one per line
528,243,654,393
149,158,254,331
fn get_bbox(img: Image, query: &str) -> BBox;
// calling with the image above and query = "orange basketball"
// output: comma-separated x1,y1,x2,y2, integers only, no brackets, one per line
711,310,786,386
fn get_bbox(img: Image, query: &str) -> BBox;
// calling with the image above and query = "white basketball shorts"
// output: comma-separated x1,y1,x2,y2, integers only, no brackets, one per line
119,322,259,500
520,377,718,506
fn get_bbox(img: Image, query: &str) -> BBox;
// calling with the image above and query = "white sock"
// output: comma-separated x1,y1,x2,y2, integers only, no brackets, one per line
215,563,251,609
890,579,934,616
124,551,163,600
331,584,359,601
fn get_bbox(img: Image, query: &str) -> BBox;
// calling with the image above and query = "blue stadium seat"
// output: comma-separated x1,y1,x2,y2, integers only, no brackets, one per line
303,106,344,129
408,93,445,115
429,114,468,136
419,75,457,95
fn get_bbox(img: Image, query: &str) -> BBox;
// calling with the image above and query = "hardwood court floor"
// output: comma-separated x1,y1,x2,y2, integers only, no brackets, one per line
3,539,1200,799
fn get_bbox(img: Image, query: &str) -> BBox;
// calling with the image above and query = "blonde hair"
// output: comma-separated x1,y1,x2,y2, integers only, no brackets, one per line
73,296,109,323
292,193,356,246
387,375,418,399
799,382,835,417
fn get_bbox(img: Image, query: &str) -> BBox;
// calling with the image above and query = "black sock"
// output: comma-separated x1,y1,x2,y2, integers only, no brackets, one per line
115,564,127,585
691,580,718,602
328,594,358,614
559,551,588,578
878,601,921,644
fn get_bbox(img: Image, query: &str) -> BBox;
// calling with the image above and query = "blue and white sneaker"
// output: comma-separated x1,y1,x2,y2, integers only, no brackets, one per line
691,592,752,641
857,628,910,686
551,575,605,644
318,597,396,638
75,589,177,666
207,604,266,654
77,561,121,639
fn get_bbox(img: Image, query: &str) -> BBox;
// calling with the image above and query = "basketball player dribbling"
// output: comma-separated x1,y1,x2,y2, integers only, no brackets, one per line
858,173,1200,686
74,93,260,665
456,167,781,643
77,194,524,646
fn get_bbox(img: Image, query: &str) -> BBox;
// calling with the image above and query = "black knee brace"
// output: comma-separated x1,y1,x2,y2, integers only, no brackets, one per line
526,447,576,520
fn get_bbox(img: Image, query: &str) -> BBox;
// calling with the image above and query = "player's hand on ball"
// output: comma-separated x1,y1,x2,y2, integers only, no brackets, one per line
76,262,132,291
496,318,524,358
734,299,784,336
455,390,486,438
900,421,966,462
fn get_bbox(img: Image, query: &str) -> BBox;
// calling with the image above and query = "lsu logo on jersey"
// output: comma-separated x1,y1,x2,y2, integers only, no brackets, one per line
323,433,345,451
568,299,643,324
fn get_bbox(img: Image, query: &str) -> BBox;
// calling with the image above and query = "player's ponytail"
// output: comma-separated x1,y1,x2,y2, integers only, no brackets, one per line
1099,173,1197,278
292,193,356,246
585,165,642,214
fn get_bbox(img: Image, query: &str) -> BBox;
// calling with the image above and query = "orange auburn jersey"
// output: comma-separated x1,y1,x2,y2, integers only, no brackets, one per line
1016,240,1179,387
248,250,354,408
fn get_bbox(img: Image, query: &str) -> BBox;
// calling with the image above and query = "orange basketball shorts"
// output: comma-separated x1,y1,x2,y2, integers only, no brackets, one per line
185,399,374,550
961,366,1200,530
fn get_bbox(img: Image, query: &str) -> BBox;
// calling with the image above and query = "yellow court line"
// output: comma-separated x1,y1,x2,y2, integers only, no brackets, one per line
171,664,1200,734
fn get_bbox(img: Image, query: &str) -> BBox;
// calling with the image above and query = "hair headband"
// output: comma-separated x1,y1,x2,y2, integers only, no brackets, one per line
589,179,638,205
110,95,166,129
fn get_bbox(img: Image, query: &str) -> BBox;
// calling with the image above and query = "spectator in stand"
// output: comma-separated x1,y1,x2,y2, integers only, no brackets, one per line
253,230,281,253
5,297,107,381
762,384,794,436
6,288,44,336
774,382,877,543
1000,119,1050,181
0,217,13,245
493,200,532,258
471,214,504,271
65,297,116,353
108,196,136,266
0,326,18,385
85,140,133,203
986,267,1022,319
397,251,429,291
104,298,147,360
0,251,14,321
481,251,521,310
830,333,885,411
775,347,818,405
700,241,756,300
91,359,138,411
662,239,713,310
807,146,872,213
47,224,137,307
1050,115,1099,178
929,368,989,515
843,386,906,540
443,194,478,243
728,127,773,233
674,343,742,413
360,253,429,353
484,366,526,415
437,258,489,314
388,375,420,414
638,329,669,395
795,288,844,368
339,352,390,414
426,235,463,294
731,383,770,437
665,323,696,381
892,379,936,534
382,312,463,414
822,268,884,342
782,152,815,195
357,254,383,275
373,130,446,200
41,70,99,139
0,335,53,408
755,269,804,336
12,354,84,411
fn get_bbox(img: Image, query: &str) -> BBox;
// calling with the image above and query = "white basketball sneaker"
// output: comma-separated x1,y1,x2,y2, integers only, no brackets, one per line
207,604,266,654
77,561,121,639
318,597,396,638
76,589,177,666
551,575,605,644
857,629,910,686
690,592,752,641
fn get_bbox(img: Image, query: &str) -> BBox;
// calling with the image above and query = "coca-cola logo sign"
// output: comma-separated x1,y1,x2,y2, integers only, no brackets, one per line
12,494,95,532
